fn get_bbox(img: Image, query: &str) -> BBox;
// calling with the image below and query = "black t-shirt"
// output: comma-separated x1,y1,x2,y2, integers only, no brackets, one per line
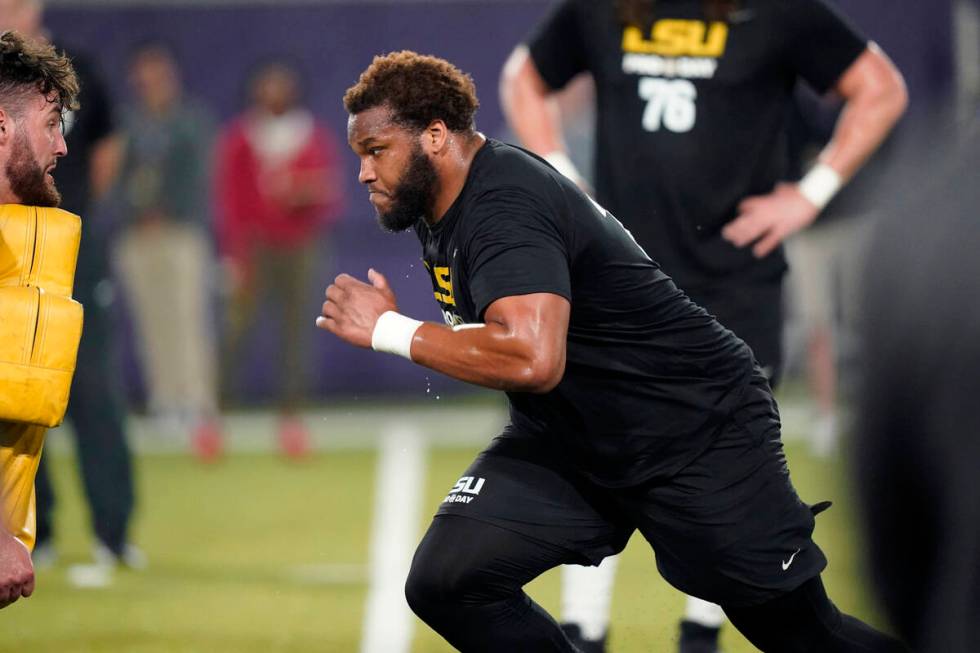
527,0,867,290
416,139,756,487
55,49,115,288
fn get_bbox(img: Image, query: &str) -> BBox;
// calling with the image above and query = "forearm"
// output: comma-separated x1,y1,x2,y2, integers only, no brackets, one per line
320,275,568,393
409,321,563,393
500,47,567,156
817,45,908,181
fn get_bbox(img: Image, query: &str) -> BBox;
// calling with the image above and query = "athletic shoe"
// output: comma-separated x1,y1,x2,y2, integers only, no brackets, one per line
561,623,607,653
191,418,223,463
93,540,148,571
66,562,114,589
809,412,839,458
278,416,312,459
678,620,721,653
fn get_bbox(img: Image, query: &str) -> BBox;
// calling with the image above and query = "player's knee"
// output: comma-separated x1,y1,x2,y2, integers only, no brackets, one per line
404,555,439,618
405,545,501,620
404,545,467,620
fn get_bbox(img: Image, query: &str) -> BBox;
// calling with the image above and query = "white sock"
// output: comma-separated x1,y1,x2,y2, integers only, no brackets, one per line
684,595,726,628
560,555,620,641
810,412,839,458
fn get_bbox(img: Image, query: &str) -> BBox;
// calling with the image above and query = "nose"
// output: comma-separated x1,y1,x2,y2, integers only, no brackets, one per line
54,129,67,157
358,157,376,185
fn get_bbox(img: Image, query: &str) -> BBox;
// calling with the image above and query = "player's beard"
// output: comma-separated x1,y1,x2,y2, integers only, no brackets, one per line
5,127,60,207
377,142,438,233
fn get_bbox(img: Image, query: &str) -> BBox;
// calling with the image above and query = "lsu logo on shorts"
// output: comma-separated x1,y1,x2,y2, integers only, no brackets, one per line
442,475,486,505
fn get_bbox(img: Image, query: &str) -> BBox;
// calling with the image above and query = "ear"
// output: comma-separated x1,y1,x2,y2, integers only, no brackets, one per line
0,107,9,145
421,119,449,155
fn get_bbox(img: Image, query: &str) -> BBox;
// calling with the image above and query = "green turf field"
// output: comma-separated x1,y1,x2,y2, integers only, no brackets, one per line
2,401,893,652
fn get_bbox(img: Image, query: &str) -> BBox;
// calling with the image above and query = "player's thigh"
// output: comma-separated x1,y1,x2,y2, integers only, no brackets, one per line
409,514,578,605
432,440,632,567
621,377,826,607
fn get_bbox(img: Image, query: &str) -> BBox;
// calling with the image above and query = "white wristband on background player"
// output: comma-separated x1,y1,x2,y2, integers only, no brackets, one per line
797,163,842,210
371,311,423,360
544,151,583,183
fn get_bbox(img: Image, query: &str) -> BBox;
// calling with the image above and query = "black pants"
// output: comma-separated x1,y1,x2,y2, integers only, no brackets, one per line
35,290,135,554
406,516,909,653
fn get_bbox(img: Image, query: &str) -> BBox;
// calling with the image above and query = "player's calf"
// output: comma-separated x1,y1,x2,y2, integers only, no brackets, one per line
723,576,910,653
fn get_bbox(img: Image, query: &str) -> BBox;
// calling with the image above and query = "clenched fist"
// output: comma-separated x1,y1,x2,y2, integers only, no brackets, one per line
0,532,35,609
316,268,399,348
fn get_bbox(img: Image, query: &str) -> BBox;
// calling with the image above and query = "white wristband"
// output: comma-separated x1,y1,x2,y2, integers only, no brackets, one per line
797,163,842,211
371,311,423,360
543,151,583,183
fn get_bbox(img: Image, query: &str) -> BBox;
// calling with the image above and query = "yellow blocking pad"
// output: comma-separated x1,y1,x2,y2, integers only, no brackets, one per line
0,421,43,551
0,205,82,547
0,287,84,427
0,204,83,427
0,204,81,296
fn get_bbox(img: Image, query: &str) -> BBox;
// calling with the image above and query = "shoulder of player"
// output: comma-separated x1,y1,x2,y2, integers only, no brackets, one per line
452,180,559,249
472,140,559,188
461,184,553,223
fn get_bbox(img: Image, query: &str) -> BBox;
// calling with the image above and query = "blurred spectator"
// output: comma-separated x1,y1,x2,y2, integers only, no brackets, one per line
112,42,221,456
214,61,344,457
855,121,980,653
0,0,141,574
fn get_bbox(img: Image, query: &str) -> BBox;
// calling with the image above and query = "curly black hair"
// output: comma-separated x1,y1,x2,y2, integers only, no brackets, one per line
344,51,479,133
0,30,79,114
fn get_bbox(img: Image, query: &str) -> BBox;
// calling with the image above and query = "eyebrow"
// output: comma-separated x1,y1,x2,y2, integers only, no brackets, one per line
355,136,382,149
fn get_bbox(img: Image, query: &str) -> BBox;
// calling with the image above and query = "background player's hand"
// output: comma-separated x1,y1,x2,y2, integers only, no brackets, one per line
722,183,821,258
0,533,35,609
316,269,398,348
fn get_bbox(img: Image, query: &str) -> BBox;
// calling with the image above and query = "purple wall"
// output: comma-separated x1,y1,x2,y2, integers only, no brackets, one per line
44,1,955,403
832,0,955,120
46,1,550,402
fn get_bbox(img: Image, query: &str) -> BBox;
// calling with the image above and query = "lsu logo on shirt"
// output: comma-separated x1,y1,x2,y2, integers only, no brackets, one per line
622,19,728,57
423,260,464,327
620,20,729,133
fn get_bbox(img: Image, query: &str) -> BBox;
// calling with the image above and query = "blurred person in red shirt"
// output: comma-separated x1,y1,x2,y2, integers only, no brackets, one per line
215,61,344,457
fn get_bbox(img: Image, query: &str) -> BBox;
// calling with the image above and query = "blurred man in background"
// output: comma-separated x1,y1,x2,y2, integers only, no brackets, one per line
215,60,344,458
0,28,78,608
0,0,141,574
113,42,221,458
500,1,906,650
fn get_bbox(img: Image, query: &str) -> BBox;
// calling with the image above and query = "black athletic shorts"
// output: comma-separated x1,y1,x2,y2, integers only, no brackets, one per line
687,280,784,388
435,376,827,608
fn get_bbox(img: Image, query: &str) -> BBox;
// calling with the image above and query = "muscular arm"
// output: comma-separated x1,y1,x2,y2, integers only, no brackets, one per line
500,46,566,157
500,47,587,186
411,293,569,393
317,270,569,394
818,43,908,181
723,44,907,257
